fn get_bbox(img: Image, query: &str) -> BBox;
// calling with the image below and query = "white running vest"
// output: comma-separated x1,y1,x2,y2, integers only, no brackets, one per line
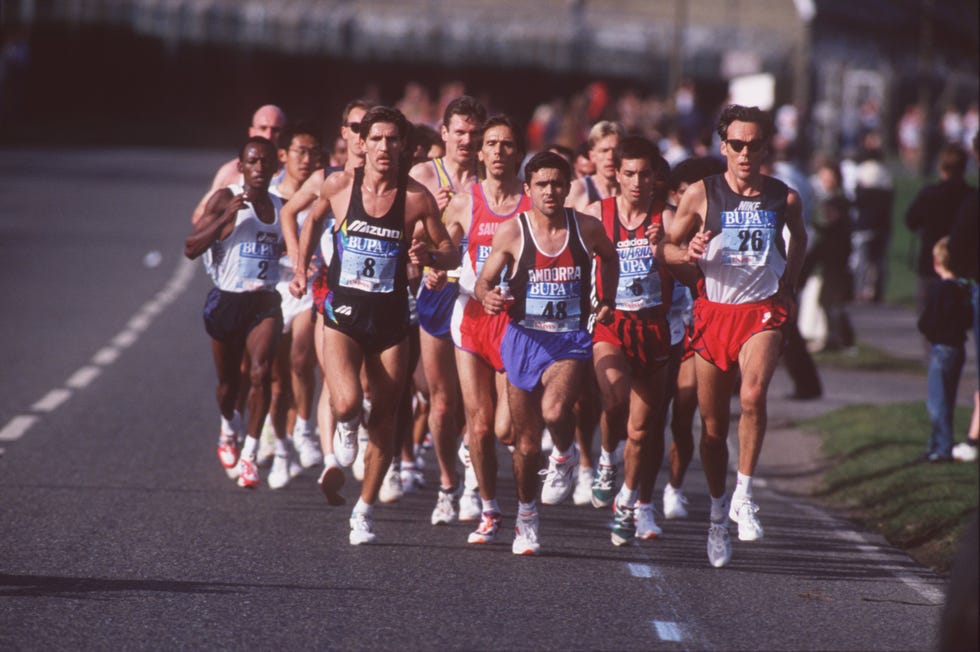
207,184,284,293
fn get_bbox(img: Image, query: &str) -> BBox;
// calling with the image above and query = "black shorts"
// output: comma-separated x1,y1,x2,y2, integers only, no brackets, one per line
203,287,283,343
323,292,410,355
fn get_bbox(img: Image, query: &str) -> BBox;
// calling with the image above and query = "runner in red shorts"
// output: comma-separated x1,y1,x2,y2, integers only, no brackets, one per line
660,105,807,568
444,115,531,545
586,136,674,546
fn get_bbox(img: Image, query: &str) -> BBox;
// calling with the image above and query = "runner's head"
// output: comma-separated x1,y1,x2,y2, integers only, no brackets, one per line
668,155,725,204
613,136,668,205
278,122,322,184
340,99,375,162
249,105,287,143
587,121,625,181
441,95,487,166
480,115,525,179
717,105,772,181
238,137,278,191
358,106,409,173
523,151,572,217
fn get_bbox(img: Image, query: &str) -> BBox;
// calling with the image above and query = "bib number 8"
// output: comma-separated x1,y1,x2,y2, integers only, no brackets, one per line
362,258,376,278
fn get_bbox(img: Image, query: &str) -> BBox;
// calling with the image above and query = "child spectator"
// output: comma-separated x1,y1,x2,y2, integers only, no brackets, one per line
917,236,974,462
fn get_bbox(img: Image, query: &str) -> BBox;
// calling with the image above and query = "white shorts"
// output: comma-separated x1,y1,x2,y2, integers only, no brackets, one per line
276,280,313,334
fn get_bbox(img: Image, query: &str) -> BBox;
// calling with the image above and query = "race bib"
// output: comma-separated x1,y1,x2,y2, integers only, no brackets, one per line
521,266,582,333
719,207,776,268
237,232,280,291
339,235,400,293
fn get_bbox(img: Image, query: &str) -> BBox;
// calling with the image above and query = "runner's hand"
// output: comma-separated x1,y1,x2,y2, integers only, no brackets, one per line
425,268,447,290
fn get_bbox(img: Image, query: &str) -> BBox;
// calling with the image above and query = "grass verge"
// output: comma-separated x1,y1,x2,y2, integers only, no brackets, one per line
800,401,978,573
812,342,925,374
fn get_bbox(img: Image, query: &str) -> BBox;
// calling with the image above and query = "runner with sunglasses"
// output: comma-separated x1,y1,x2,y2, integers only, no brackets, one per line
658,104,807,567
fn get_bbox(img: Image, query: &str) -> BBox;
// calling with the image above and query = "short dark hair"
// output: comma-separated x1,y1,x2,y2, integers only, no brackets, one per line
443,95,487,128
613,136,664,171
485,114,527,162
717,104,773,142
545,142,574,165
278,122,322,150
669,156,726,190
240,136,277,161
358,106,410,141
523,151,572,185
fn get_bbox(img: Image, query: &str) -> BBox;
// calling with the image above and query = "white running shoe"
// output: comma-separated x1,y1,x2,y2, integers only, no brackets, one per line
459,488,481,522
572,465,594,506
378,463,404,504
707,519,732,567
257,419,276,468
512,511,541,555
293,430,323,469
267,441,303,490
952,441,978,462
317,464,345,506
333,421,359,468
728,498,764,541
400,464,424,494
662,484,689,519
635,502,663,540
352,425,369,480
431,489,458,525
540,446,579,505
349,512,377,545
467,511,502,544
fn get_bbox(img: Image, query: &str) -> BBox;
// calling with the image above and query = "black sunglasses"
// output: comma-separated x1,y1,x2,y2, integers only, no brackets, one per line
344,121,361,133
726,139,766,153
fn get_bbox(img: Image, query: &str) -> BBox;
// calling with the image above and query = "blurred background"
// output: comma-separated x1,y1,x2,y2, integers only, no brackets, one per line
1,0,977,305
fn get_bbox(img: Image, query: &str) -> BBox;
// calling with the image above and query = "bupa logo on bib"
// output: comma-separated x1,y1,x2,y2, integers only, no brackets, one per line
721,202,775,267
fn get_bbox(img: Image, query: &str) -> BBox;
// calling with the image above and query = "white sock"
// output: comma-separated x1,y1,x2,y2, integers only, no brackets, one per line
617,484,638,508
552,443,573,460
324,453,338,469
599,448,613,466
710,494,727,522
274,437,289,457
220,415,235,438
482,498,500,514
733,472,752,503
338,415,360,436
292,416,309,437
518,499,537,516
665,483,681,496
241,435,259,460
353,497,372,516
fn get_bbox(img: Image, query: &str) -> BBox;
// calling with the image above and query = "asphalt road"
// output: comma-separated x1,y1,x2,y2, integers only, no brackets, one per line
0,147,950,650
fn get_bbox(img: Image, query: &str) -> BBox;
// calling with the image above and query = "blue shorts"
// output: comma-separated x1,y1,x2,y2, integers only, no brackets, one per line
417,281,459,340
500,322,593,392
203,287,282,343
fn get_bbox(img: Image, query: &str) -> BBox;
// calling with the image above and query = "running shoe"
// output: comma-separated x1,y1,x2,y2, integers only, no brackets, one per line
663,484,689,519
512,511,541,555
333,421,359,468
728,498,764,541
400,463,424,494
635,502,663,540
293,430,323,469
378,463,404,504
430,489,458,525
267,442,303,490
459,488,481,522
349,512,377,545
467,511,502,544
540,446,579,505
573,465,594,506
236,457,259,489
318,464,346,506
591,463,616,508
257,419,276,468
352,425,369,480
952,441,978,462
707,519,732,568
611,498,636,546
217,436,239,470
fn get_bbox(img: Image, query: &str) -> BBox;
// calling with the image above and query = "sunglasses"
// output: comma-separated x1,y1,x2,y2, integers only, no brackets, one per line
726,139,766,153
344,121,361,133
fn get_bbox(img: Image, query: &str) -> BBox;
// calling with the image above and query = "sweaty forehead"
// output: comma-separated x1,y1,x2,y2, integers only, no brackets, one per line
448,115,480,132
254,109,286,128
530,168,567,184
593,134,619,152
244,142,276,159
483,125,514,142
366,121,399,137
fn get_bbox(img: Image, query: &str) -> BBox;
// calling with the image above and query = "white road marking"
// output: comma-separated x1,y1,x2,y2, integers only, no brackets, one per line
31,389,72,413
0,415,39,441
92,346,120,366
66,365,101,389
112,330,139,348
628,562,661,579
652,621,683,642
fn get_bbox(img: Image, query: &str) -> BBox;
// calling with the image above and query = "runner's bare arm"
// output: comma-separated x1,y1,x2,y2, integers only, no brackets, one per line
280,169,324,266
289,174,342,298
778,190,808,312
185,189,240,259
407,184,460,271
190,159,238,224
659,180,709,287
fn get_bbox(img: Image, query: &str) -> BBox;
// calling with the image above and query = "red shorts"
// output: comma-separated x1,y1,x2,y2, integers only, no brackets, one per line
593,307,671,373
451,295,508,372
690,296,788,372
680,324,696,363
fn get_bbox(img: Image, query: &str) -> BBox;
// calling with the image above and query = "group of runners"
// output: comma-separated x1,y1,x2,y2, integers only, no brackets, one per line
184,96,806,568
